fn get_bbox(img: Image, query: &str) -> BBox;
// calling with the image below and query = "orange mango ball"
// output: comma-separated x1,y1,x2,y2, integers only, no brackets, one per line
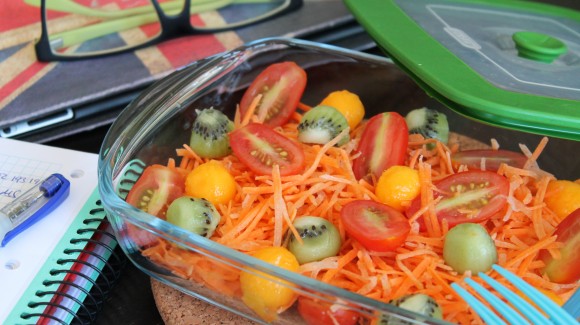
375,165,421,211
319,90,365,129
185,160,236,206
240,247,299,322
544,180,580,220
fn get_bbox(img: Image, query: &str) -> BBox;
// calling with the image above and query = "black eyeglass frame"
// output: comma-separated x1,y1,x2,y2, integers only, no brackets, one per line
35,0,303,62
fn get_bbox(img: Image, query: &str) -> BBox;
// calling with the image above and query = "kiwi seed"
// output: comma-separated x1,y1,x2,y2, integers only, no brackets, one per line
405,107,449,148
166,196,221,238
189,108,234,158
297,105,350,146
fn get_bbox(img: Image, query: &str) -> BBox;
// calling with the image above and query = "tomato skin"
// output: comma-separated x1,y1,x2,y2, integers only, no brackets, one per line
125,164,185,218
340,200,411,252
406,170,509,231
240,62,307,127
297,297,359,325
539,208,580,284
229,123,305,176
352,112,408,181
125,165,185,247
451,149,527,172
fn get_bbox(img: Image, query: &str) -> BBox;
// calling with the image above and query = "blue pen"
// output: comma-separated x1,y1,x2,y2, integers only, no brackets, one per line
0,173,70,247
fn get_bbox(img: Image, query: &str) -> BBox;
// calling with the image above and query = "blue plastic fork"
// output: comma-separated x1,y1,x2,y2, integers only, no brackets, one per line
451,264,578,325
563,285,580,321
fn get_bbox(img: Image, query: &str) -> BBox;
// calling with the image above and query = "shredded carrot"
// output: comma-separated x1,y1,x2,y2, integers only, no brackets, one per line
418,161,442,237
238,94,262,127
297,101,312,112
523,137,548,169
134,117,579,325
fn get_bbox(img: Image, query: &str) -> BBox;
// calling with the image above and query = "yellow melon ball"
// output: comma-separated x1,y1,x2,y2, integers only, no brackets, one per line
319,90,365,129
240,247,299,322
375,165,421,211
185,160,236,206
544,180,580,220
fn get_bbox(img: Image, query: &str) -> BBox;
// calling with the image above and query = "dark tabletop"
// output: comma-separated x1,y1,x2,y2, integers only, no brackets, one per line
43,1,580,323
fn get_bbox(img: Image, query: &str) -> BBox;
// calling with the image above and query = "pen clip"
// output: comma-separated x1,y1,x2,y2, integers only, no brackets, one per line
1,174,70,247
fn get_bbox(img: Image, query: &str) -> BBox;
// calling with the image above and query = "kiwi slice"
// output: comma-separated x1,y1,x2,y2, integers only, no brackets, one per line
297,105,350,146
443,223,497,274
405,107,449,148
286,216,341,264
189,108,234,158
166,196,221,238
380,293,443,324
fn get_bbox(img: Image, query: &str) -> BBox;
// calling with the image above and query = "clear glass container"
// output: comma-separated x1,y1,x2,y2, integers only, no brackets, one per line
98,38,579,325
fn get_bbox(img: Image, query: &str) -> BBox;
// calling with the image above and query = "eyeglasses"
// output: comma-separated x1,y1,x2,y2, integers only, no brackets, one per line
29,0,302,62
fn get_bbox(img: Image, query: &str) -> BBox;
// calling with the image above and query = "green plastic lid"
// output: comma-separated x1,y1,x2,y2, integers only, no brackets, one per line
344,0,580,141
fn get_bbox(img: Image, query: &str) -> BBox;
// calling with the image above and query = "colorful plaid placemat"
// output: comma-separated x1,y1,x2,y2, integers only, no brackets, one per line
0,0,352,133
0,1,243,128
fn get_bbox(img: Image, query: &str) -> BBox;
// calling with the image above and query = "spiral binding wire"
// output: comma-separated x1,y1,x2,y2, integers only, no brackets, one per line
20,160,146,324
20,199,127,325
116,160,146,200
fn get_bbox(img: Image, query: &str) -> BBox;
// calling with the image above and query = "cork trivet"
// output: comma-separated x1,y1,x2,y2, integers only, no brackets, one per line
150,133,489,325
151,278,257,325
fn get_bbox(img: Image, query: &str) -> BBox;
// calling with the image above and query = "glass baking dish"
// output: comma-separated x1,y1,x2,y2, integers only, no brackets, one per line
98,38,579,324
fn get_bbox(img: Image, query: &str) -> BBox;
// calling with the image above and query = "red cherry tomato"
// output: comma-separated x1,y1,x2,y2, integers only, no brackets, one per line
451,149,527,172
297,297,359,325
240,61,307,127
539,208,580,284
125,165,185,247
406,170,509,231
126,165,185,218
340,200,411,252
229,123,305,176
352,112,408,181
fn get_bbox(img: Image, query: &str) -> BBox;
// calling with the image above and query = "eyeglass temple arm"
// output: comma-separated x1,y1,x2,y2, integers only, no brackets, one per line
49,1,234,49
25,0,277,19
25,0,218,18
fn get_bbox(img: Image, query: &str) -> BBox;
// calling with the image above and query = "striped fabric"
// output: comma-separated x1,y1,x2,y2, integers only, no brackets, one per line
0,1,242,126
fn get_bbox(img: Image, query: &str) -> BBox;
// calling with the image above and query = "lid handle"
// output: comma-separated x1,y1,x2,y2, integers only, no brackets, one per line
512,31,567,63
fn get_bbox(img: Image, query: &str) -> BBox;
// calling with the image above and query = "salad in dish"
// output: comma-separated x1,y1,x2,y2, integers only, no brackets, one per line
124,61,580,324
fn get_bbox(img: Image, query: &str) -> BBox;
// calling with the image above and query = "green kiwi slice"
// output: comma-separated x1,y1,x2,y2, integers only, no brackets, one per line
380,293,443,324
297,105,350,146
443,223,497,274
166,196,220,238
405,107,449,148
287,216,341,264
189,107,234,158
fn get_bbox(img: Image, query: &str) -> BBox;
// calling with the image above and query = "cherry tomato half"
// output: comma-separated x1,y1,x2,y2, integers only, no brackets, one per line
240,61,307,127
297,297,359,325
451,149,527,172
539,208,580,284
126,164,185,218
229,123,305,176
125,165,185,247
340,200,411,252
406,170,509,230
352,112,408,181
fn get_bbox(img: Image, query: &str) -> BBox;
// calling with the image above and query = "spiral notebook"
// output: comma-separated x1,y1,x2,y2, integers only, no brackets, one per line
0,138,124,324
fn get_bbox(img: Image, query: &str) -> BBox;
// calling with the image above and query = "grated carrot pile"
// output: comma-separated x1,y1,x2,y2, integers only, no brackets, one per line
140,110,579,324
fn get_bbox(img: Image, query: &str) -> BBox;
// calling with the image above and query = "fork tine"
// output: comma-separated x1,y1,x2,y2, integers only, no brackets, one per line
478,272,547,324
492,265,578,325
562,287,580,319
463,278,530,325
450,283,508,325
